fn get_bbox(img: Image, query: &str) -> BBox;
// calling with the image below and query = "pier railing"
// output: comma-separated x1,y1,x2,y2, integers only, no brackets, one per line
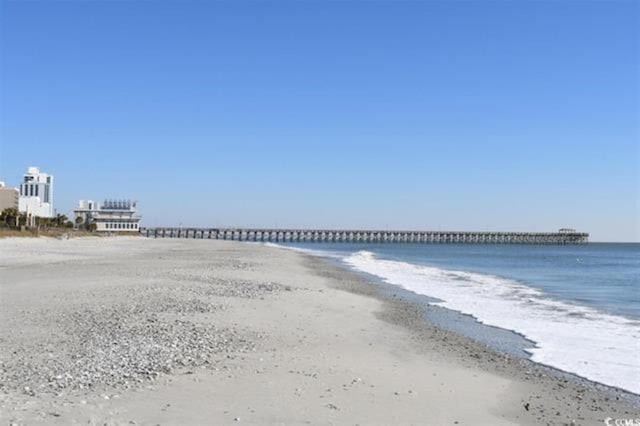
140,227,589,245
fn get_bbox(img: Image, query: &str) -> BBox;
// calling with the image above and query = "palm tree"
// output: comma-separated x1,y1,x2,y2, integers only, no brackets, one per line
54,214,68,227
1,208,19,228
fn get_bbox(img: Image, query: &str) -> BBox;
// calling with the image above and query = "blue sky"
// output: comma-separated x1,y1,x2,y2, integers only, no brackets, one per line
0,0,638,242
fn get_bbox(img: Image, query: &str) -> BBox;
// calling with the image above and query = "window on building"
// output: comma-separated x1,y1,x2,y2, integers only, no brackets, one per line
35,185,39,197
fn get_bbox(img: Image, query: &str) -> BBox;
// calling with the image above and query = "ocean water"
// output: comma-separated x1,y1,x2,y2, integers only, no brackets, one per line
279,242,640,395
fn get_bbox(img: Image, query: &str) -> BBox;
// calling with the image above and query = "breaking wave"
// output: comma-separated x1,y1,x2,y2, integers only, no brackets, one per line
344,250,640,395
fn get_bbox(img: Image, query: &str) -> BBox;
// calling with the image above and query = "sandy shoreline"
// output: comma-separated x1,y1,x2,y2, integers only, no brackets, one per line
0,237,637,425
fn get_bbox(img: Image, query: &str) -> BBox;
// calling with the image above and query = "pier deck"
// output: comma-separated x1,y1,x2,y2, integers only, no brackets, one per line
141,228,588,244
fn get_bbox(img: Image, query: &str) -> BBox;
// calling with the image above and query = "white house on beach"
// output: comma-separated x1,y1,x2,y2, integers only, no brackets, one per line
74,199,141,232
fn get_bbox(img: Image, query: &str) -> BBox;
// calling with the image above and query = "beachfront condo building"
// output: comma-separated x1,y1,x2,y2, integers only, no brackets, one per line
0,181,19,212
74,199,141,232
18,167,54,218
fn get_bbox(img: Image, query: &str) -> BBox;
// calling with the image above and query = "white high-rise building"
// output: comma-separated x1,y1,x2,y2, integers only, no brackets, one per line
18,167,54,218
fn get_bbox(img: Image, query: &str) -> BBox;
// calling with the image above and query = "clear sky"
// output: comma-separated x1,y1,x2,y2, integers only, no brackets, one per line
0,0,638,242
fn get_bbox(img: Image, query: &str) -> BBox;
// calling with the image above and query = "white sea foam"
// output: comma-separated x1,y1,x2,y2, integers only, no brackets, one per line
343,250,640,395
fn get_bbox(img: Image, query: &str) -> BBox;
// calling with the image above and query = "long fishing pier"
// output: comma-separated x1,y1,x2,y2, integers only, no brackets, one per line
141,227,588,244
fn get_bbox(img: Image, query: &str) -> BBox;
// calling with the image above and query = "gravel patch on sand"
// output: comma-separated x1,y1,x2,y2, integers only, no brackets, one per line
167,271,287,298
0,268,284,396
1,297,254,396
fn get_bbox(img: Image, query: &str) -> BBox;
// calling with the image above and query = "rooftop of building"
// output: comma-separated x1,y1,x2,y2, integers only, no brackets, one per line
75,199,138,212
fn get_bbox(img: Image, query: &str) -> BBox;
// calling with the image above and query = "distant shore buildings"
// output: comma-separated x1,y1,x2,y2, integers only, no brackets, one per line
1,166,142,232
18,167,54,218
74,199,141,232
0,182,19,212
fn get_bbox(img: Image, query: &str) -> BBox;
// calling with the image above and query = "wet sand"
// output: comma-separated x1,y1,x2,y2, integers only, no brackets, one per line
0,237,637,425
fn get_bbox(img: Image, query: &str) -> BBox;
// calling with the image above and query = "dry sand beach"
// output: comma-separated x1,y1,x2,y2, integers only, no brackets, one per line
0,237,637,425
